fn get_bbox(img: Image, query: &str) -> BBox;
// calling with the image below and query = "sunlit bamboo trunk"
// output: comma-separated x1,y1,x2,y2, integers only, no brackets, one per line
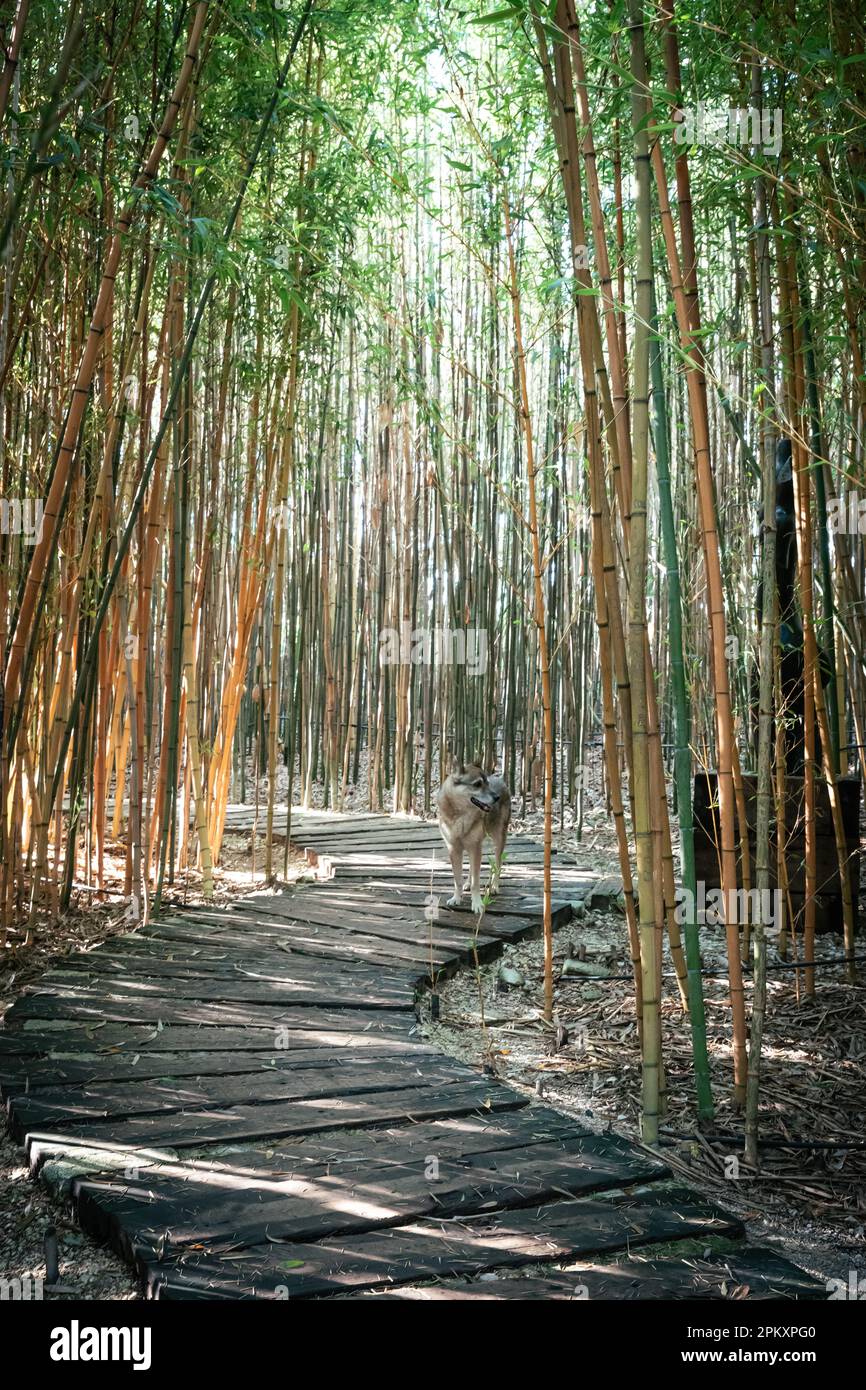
627,0,661,1142
503,194,554,1023
746,64,778,1164
656,1,748,1102
533,15,642,1012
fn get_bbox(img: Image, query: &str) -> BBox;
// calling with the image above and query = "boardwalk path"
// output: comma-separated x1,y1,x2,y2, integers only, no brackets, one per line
0,810,823,1300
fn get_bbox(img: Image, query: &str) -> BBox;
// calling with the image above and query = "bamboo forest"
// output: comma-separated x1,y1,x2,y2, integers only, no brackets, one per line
1,0,865,1332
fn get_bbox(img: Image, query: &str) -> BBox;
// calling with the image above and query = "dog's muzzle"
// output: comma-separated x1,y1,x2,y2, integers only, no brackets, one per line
471,795,498,812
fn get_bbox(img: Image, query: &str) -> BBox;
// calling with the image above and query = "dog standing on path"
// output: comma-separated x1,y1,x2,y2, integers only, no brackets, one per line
436,762,511,914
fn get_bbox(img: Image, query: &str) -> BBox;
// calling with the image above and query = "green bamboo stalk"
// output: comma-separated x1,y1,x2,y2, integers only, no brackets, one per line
746,56,779,1164
650,285,714,1122
628,0,660,1143
798,277,839,772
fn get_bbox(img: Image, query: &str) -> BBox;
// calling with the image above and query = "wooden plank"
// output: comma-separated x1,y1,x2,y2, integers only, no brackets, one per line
278,892,535,938
5,995,416,1031
41,948,429,982
16,1079,528,1149
38,948,415,991
237,890,506,931
80,927,460,973
291,832,444,850
318,845,561,867
0,1022,413,1059
141,912,497,971
216,906,500,961
11,1055,472,1129
210,919,464,968
146,1187,743,1299
353,1248,829,1300
227,898,502,958
281,899,567,942
30,962,417,1010
0,1044,444,1097
73,1133,670,1258
195,1106,590,1173
310,880,575,926
223,810,386,833
32,1106,589,1192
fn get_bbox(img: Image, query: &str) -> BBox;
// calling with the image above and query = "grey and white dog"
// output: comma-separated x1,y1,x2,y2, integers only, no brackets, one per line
435,762,511,913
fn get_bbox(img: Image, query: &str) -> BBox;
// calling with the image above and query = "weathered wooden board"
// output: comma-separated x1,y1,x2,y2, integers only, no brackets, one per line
183,1107,590,1175
239,901,538,945
35,948,416,991
36,1106,591,1193
28,961,416,1010
0,1021,412,1056
310,880,576,927
5,994,415,1031
12,1078,528,1149
227,897,503,957
0,1044,444,1098
11,1056,471,1130
74,1136,670,1259
353,1248,829,1300
147,1187,743,1299
136,913,498,975
35,949,426,984
70,928,460,973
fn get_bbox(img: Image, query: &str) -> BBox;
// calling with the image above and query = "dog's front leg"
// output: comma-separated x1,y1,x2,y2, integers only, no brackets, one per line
446,842,464,908
490,848,502,896
490,827,506,895
469,840,484,914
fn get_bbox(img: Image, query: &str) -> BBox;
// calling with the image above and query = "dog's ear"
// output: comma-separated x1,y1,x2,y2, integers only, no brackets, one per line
487,758,497,775
451,758,464,776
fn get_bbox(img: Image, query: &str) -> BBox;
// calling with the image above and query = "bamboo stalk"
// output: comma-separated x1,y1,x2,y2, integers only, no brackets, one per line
503,192,554,1024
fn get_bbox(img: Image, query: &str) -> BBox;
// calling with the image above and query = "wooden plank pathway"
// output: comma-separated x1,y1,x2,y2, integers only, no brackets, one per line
0,808,825,1300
